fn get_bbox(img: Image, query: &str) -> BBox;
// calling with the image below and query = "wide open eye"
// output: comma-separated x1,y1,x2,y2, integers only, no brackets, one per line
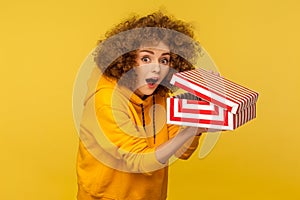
141,56,151,63
160,58,169,65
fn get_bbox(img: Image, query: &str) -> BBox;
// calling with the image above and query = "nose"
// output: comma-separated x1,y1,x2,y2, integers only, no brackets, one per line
152,64,161,73
151,60,161,73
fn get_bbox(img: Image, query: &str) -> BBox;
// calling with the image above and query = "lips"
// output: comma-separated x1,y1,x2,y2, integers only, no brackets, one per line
145,77,159,88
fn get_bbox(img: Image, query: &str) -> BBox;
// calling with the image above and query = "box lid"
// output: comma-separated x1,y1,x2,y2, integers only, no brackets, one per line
170,68,259,114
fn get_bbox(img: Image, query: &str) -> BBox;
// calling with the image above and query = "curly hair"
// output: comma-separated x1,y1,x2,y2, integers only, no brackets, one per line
94,11,201,96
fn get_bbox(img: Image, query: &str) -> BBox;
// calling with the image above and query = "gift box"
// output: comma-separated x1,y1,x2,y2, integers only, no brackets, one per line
167,68,259,130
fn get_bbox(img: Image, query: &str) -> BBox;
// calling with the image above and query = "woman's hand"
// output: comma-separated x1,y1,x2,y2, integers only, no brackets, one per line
195,127,208,136
187,126,223,136
208,70,220,77
181,126,208,137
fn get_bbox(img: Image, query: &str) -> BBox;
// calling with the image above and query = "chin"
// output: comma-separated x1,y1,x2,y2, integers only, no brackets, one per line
138,87,157,96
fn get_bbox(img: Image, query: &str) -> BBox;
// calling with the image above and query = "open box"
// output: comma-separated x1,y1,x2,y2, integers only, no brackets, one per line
167,68,259,130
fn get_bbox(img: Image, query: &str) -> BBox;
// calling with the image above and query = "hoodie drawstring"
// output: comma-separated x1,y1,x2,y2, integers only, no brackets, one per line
140,95,156,144
152,95,156,144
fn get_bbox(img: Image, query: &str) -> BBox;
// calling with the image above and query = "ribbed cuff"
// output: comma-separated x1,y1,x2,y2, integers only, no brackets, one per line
141,149,167,174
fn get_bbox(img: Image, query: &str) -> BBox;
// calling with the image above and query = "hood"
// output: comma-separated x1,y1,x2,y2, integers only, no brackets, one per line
83,67,158,144
83,67,154,107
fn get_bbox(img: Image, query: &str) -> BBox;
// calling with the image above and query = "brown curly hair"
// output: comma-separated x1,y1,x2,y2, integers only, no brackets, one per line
93,11,201,96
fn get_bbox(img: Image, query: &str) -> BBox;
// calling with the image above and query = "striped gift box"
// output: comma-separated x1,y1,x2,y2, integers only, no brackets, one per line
167,68,259,130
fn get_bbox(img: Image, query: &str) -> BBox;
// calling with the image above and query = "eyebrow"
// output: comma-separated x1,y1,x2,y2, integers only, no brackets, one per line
139,50,170,56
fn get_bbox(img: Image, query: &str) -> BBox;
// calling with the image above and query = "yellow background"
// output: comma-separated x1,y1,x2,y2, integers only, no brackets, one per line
1,0,299,199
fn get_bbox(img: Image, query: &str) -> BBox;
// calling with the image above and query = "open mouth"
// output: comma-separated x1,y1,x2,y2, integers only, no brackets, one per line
145,78,159,87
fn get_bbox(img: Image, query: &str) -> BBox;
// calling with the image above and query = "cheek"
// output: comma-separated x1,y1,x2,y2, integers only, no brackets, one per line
135,65,153,75
161,66,170,78
134,67,147,80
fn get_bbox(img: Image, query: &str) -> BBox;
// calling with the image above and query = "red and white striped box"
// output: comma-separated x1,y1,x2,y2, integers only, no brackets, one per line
167,68,259,130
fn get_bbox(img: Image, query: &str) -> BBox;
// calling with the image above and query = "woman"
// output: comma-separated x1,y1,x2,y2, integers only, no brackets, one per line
77,11,207,200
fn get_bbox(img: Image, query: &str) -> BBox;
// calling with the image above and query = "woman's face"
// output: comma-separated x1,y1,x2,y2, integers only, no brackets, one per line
134,42,170,98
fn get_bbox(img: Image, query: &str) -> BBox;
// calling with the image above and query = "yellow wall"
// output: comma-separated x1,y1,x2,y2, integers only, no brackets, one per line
1,0,299,199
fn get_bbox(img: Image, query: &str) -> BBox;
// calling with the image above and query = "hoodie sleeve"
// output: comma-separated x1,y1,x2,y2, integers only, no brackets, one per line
79,87,166,174
167,124,201,160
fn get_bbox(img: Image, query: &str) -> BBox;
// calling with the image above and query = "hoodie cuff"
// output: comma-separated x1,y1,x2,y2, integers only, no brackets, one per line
141,149,167,174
